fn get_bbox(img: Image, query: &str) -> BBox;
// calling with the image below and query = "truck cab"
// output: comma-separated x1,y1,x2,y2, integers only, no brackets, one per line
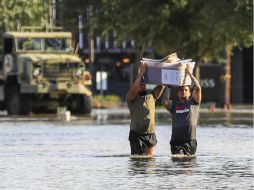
0,32,92,115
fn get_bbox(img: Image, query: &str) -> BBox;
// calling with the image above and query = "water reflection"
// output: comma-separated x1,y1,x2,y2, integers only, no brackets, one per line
171,157,198,175
171,156,196,163
171,155,197,163
128,156,199,177
157,158,198,177
0,120,253,190
128,157,156,175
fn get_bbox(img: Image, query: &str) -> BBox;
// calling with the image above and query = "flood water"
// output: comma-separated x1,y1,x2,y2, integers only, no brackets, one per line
0,118,253,190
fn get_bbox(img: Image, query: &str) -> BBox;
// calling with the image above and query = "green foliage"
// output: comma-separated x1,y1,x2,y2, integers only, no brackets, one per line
94,0,253,62
92,94,121,108
0,0,47,33
185,0,253,62
60,0,105,36
0,0,252,63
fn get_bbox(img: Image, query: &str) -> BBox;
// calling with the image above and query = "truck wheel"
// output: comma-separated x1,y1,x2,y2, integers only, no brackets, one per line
6,86,32,115
83,95,92,114
70,94,92,114
20,94,32,115
6,87,21,115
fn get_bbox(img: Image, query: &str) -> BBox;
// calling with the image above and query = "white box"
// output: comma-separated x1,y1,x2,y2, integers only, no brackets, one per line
144,59,195,86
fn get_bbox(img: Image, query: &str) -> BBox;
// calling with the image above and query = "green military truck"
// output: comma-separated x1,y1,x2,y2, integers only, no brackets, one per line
0,32,92,115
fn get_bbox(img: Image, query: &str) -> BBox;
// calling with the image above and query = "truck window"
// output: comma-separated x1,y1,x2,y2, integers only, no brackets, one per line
4,38,13,54
45,38,71,52
17,38,42,51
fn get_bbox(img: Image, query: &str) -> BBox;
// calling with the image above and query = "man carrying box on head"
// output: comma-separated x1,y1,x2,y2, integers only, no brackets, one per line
127,61,165,156
162,64,202,156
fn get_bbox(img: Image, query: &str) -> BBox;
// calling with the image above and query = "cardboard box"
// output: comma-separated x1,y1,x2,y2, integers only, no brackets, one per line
143,59,195,86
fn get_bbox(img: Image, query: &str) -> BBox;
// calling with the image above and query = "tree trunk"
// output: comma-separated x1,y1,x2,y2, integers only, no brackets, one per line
224,50,232,110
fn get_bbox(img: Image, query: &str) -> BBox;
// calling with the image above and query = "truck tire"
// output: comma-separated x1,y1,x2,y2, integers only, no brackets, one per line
83,95,92,114
6,86,32,115
6,86,21,115
70,94,92,114
20,94,32,115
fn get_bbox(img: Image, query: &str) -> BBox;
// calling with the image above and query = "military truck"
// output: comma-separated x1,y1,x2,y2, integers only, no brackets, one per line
0,32,92,115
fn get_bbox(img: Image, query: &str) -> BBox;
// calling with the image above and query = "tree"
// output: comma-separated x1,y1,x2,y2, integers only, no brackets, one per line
96,0,252,57
0,0,49,33
60,0,106,43
44,0,253,107
95,0,253,108
185,0,253,109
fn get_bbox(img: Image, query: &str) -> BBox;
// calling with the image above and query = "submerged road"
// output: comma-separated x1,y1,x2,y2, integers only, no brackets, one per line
0,115,253,190
0,107,253,126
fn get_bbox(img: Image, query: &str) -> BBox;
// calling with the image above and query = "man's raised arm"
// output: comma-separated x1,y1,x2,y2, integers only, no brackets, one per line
161,87,173,111
186,65,202,103
127,62,146,102
153,85,165,100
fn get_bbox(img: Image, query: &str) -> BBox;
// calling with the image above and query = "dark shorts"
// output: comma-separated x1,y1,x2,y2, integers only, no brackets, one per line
170,139,197,155
128,130,157,155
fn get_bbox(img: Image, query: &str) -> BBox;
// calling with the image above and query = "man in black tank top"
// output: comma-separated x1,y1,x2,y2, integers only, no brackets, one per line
162,65,202,155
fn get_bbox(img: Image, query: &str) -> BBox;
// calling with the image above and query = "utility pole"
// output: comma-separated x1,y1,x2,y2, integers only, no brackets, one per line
49,0,56,31
49,0,53,30
79,15,83,49
89,5,95,65
224,49,232,110
52,0,56,28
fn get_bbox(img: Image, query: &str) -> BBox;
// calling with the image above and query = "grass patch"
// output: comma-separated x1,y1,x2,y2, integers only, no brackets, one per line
92,95,121,108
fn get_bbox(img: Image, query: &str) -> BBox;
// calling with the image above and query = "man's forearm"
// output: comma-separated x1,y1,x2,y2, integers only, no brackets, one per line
161,87,170,101
154,85,165,99
161,87,173,110
127,74,142,101
189,74,201,89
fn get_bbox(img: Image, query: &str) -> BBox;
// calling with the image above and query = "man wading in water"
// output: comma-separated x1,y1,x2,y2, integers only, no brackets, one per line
162,64,202,156
127,62,165,156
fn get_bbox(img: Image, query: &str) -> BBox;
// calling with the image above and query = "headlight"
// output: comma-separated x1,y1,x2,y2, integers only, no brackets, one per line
75,69,83,78
33,67,42,78
4,55,14,73
84,71,92,80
